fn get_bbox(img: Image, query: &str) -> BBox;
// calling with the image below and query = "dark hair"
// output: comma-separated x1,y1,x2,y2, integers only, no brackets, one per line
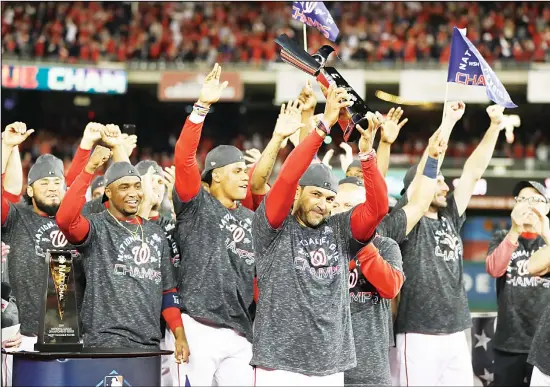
202,170,213,186
22,192,33,206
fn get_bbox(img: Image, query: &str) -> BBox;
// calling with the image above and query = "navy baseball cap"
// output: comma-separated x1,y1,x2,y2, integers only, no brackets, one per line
91,176,107,193
299,163,339,194
201,145,245,180
513,181,549,202
102,162,141,202
346,160,361,174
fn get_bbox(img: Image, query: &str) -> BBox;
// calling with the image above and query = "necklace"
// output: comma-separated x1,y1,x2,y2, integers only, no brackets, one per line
107,210,146,249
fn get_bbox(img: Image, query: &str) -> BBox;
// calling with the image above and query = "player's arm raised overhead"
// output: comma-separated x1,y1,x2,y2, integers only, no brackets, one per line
56,146,112,244
376,107,408,178
65,122,104,186
3,143,23,203
453,105,506,216
348,113,389,242
250,100,304,196
264,84,352,229
297,80,317,144
174,63,228,203
1,122,34,224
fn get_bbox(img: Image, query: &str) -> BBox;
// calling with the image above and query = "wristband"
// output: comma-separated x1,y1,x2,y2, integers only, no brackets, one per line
316,119,331,135
423,156,438,179
193,103,210,117
358,149,376,162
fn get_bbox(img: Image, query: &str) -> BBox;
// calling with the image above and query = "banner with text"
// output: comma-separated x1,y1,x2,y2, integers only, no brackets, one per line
275,69,365,104
1,65,127,94
399,70,490,104
158,71,244,102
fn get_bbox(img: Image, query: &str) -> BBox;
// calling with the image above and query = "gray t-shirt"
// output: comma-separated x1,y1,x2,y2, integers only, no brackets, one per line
489,230,549,353
528,300,550,375
82,197,105,216
1,203,83,335
377,208,408,244
251,201,357,376
173,188,256,341
387,194,471,334
75,211,175,349
345,236,403,386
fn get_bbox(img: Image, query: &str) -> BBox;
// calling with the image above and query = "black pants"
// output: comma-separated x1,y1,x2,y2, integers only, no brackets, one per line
494,349,533,387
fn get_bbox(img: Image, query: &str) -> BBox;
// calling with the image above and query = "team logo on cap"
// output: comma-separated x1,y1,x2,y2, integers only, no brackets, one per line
323,182,331,188
48,171,55,175
211,162,216,166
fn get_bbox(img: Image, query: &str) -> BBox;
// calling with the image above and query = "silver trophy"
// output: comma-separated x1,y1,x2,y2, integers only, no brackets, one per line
275,33,373,141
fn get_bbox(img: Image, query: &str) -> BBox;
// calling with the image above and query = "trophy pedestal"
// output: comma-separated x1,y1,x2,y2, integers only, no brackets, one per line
8,348,172,387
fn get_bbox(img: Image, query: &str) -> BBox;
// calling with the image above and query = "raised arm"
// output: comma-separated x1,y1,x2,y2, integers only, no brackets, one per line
65,122,104,186
56,146,112,245
453,105,505,216
3,146,23,201
350,113,389,242
265,85,352,229
2,122,34,225
250,101,304,195
174,63,228,203
297,80,317,144
400,129,448,236
100,124,130,164
376,107,408,177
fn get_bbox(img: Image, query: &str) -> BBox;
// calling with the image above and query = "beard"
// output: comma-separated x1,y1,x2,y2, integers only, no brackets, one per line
34,198,60,216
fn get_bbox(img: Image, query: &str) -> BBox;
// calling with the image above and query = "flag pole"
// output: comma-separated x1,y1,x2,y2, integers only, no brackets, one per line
303,23,308,51
438,81,450,172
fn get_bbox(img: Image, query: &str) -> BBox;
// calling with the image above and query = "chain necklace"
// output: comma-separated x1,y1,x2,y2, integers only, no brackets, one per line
107,210,146,249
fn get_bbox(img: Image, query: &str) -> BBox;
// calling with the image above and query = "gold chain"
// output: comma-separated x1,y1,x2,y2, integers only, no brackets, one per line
107,210,145,244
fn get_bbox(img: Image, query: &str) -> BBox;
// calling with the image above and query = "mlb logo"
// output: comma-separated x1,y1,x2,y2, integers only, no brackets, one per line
104,375,123,387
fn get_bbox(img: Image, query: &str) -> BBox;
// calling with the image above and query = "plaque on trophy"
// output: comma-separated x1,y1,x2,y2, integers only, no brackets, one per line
275,33,374,141
35,250,83,352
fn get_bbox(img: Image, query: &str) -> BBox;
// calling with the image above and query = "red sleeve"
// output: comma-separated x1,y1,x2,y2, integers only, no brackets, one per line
350,156,389,242
65,147,91,187
174,116,203,202
162,288,184,332
486,238,517,278
265,130,324,228
1,173,20,203
55,171,93,244
349,243,404,299
1,174,11,225
241,166,255,211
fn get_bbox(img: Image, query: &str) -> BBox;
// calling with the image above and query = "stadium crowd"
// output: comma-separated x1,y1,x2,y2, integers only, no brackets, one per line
2,2,550,64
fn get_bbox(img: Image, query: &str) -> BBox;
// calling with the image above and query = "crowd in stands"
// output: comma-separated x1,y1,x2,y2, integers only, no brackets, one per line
2,2,549,64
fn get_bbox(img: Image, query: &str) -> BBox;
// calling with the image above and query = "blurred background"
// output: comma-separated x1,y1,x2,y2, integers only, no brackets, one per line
2,1,550,310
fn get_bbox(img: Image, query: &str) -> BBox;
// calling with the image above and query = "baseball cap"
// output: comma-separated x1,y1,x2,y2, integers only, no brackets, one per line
513,180,549,202
102,162,141,203
28,155,65,186
91,176,107,193
400,164,418,196
346,160,361,174
201,145,245,180
338,176,364,187
135,160,163,177
299,163,339,194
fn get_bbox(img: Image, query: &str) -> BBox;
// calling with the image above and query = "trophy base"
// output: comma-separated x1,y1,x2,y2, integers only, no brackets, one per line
34,342,83,353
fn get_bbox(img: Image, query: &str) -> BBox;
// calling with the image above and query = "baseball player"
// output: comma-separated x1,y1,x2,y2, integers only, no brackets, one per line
252,85,388,386
486,181,549,386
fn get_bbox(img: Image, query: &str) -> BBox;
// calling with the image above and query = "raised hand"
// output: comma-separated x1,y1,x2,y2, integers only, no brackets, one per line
197,63,229,107
322,84,353,128
140,166,156,203
85,145,112,174
486,105,505,129
357,112,383,153
444,101,466,123
380,107,408,145
427,128,448,159
100,124,123,148
81,122,104,148
162,166,176,201
121,133,138,156
322,149,334,169
510,203,530,234
339,142,354,172
274,100,305,139
532,208,550,240
2,122,34,147
297,80,317,112
244,149,262,167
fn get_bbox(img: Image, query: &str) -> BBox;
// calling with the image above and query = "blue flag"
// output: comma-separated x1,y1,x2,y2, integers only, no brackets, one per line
292,2,339,42
447,27,516,108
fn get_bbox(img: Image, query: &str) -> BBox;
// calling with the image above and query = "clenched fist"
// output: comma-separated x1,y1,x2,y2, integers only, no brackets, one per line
85,146,112,174
2,122,34,147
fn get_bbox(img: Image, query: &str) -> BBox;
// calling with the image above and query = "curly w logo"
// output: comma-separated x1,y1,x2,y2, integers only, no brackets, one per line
300,1,317,13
